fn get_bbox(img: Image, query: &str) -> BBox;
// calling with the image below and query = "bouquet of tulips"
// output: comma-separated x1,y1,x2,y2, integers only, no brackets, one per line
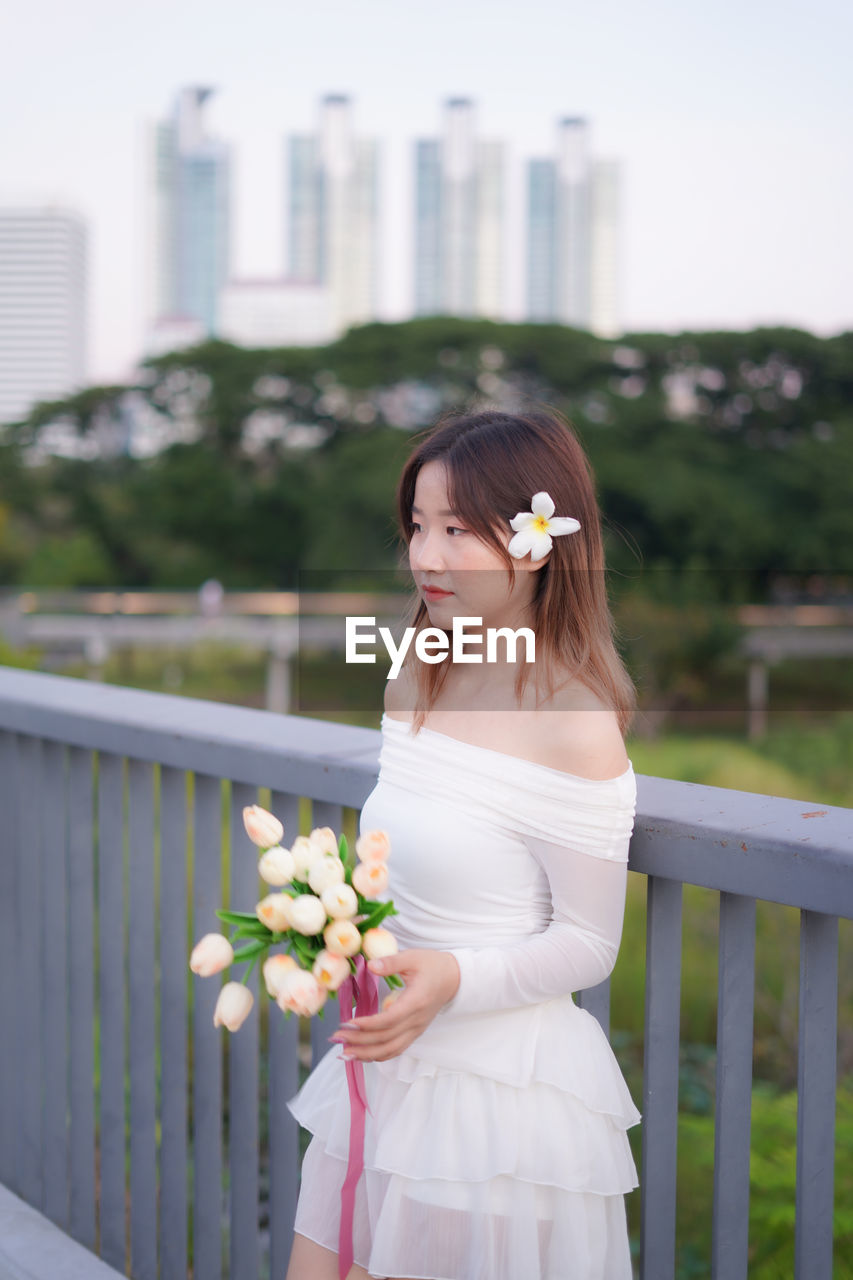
189,804,402,1032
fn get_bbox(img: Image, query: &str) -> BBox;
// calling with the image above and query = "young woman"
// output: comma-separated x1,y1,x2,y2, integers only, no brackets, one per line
286,407,640,1280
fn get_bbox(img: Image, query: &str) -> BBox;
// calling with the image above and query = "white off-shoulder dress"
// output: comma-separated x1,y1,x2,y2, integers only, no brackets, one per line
287,712,641,1280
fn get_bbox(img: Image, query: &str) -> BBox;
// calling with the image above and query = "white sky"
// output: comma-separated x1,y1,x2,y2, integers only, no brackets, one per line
1,0,851,382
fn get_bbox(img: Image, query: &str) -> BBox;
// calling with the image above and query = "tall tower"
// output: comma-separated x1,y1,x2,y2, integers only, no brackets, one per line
554,117,591,328
0,206,88,423
589,159,621,338
286,95,379,334
150,87,230,335
525,117,621,336
414,99,505,319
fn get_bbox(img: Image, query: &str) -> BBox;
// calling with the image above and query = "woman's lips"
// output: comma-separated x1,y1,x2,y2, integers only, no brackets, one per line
423,586,453,599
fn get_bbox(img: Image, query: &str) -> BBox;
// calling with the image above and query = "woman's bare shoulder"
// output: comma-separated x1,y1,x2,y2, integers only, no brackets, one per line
529,680,629,780
383,661,417,720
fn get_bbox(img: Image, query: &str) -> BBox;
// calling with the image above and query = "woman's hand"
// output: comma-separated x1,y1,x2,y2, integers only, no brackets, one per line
330,949,461,1063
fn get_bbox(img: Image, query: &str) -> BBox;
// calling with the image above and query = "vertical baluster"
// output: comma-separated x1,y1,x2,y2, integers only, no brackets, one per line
97,753,126,1270
159,766,189,1280
309,801,343,1066
0,732,19,1190
17,735,44,1208
712,892,756,1280
268,790,302,1280
42,740,69,1230
128,759,157,1280
193,774,224,1280
68,746,96,1250
228,781,261,1279
795,909,838,1280
577,976,611,1037
640,874,682,1280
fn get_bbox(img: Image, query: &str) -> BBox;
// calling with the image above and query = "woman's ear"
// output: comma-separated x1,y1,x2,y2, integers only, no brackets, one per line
517,548,551,573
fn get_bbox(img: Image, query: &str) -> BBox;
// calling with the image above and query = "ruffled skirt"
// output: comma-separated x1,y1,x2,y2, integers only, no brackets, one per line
286,996,641,1280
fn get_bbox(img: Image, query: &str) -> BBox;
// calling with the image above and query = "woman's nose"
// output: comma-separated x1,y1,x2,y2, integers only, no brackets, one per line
410,531,445,573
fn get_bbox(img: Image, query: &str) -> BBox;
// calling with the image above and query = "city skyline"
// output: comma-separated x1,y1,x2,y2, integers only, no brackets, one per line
1,0,849,381
142,88,624,358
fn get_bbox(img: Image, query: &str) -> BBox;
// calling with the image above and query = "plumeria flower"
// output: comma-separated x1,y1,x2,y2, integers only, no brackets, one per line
507,492,581,562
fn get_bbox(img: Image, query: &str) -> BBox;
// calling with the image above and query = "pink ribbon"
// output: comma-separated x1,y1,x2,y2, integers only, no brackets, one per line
336,953,380,1280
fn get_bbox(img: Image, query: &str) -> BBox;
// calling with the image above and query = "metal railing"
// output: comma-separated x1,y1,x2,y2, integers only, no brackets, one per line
0,667,850,1280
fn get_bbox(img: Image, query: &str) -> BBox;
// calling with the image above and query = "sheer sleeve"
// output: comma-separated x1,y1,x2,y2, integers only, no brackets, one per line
440,833,630,1016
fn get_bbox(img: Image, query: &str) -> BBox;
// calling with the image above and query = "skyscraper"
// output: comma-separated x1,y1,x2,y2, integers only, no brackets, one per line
414,99,505,319
0,206,88,424
526,118,621,336
149,87,230,336
286,95,379,334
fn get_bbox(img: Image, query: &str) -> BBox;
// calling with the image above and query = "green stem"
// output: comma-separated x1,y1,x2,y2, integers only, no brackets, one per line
243,949,265,986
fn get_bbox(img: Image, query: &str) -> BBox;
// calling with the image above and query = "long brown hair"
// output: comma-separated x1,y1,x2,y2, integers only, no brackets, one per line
393,405,637,736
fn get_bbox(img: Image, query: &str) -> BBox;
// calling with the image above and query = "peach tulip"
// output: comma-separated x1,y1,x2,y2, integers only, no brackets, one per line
320,882,358,919
323,919,362,958
243,804,284,849
213,982,254,1032
256,893,293,932
355,829,391,864
276,969,327,1017
312,949,351,993
258,844,296,887
309,826,339,857
308,854,345,895
262,953,299,998
290,835,319,880
288,893,327,936
352,860,388,899
189,933,234,976
362,927,398,961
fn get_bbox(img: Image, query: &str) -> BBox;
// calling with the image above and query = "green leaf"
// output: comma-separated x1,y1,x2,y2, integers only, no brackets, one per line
216,908,263,927
361,900,398,931
338,833,349,865
232,940,269,963
231,922,272,942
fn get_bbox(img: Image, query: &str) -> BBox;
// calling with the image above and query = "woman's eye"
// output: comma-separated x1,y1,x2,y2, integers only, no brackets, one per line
410,522,466,536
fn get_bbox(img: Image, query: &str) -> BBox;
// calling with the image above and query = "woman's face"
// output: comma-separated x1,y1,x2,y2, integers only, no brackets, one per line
408,460,545,637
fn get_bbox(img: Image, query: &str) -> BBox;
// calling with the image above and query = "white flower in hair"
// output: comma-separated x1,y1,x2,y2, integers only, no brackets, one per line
507,491,581,562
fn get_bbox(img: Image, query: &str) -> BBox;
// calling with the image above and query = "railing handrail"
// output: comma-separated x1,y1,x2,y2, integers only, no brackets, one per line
1,666,851,920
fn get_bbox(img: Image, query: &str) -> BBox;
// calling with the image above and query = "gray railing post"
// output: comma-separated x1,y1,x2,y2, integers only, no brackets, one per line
640,874,683,1280
0,733,18,1193
795,909,839,1280
712,892,756,1280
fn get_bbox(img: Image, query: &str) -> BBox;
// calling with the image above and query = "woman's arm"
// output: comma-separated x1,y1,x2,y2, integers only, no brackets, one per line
332,835,630,1061
439,833,629,1015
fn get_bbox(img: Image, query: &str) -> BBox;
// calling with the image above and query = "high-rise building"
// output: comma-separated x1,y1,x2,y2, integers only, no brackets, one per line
149,87,230,336
0,206,88,424
526,118,621,336
286,95,379,334
414,99,505,319
589,159,621,339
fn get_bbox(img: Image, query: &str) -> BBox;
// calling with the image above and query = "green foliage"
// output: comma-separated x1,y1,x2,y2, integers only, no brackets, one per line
670,1082,853,1278
1,319,851,593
